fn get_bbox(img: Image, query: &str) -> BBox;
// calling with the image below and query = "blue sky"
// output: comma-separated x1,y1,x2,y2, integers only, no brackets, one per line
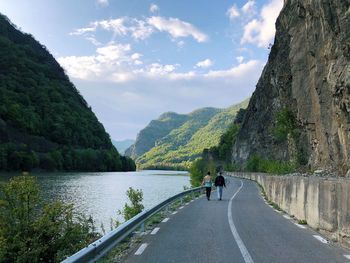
0,0,283,140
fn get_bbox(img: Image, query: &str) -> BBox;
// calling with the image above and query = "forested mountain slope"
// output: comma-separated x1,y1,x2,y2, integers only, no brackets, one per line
0,14,135,172
127,100,248,169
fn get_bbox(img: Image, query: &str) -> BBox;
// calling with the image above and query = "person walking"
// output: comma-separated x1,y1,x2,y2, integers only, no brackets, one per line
214,172,226,200
201,171,212,201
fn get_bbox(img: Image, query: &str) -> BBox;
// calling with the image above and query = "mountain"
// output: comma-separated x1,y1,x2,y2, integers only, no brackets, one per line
112,139,135,155
127,100,249,169
0,14,135,172
231,0,350,175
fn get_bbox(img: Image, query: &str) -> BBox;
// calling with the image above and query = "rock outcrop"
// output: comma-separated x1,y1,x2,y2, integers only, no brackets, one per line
232,0,350,175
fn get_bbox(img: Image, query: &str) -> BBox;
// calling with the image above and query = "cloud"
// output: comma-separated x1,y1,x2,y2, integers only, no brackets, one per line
71,17,154,41
58,43,135,82
71,16,208,43
147,16,208,42
150,4,159,13
236,56,244,63
241,0,283,47
227,5,240,20
205,60,261,78
195,59,213,68
97,0,109,6
242,0,256,15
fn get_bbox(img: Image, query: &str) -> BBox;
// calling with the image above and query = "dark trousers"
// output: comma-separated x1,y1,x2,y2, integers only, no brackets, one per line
205,187,211,200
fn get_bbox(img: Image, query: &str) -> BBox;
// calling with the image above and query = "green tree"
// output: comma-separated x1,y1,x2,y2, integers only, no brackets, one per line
0,176,99,262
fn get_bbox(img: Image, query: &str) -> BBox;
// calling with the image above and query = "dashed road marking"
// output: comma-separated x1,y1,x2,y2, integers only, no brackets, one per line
228,180,254,263
150,227,160,235
313,235,328,244
135,243,148,255
344,255,350,259
179,206,184,209
172,211,178,215
162,218,169,223
294,223,306,229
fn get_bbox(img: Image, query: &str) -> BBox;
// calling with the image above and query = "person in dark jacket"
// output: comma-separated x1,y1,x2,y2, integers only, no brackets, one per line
214,172,226,200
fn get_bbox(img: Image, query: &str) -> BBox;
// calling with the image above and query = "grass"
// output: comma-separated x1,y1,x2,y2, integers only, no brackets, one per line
298,219,307,225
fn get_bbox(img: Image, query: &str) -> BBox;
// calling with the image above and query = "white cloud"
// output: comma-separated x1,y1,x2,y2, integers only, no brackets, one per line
97,0,109,6
205,60,261,78
71,16,207,43
236,56,244,63
195,59,213,68
71,17,154,41
58,43,135,82
242,0,256,14
147,16,208,42
150,4,159,13
241,0,283,47
131,53,142,60
227,5,240,20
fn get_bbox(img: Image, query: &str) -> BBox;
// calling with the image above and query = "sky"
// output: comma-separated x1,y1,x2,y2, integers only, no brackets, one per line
0,0,284,141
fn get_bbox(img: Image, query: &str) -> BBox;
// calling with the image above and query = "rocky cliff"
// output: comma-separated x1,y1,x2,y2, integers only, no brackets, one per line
232,0,350,175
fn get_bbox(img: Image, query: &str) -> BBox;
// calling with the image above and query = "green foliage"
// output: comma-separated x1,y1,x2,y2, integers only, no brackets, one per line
273,108,299,142
0,14,135,172
245,155,296,174
135,100,249,170
189,157,216,186
0,176,99,262
119,188,144,221
298,219,307,225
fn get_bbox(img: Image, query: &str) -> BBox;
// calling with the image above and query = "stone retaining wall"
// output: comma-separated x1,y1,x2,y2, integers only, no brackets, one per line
228,172,350,249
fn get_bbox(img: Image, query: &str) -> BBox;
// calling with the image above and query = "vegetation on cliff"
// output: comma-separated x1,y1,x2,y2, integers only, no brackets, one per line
0,14,135,172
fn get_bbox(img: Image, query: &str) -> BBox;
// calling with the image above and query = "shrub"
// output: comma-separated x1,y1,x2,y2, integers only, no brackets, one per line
119,188,144,221
0,176,99,262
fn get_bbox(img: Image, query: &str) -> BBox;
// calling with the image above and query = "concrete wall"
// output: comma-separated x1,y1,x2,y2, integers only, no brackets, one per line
228,172,350,249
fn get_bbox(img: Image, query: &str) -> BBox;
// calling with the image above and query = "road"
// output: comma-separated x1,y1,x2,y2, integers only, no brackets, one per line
124,177,350,263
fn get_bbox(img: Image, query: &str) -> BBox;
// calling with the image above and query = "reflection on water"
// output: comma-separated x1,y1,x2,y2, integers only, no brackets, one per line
0,170,190,231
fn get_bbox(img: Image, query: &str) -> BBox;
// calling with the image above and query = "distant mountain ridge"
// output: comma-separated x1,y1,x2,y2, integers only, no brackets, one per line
126,100,249,169
0,14,135,172
112,139,135,155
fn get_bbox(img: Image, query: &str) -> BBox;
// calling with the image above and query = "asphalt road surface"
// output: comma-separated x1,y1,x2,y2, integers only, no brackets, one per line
124,177,350,263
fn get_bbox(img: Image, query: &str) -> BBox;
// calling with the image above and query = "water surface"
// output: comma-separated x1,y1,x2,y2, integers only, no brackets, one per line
0,170,190,231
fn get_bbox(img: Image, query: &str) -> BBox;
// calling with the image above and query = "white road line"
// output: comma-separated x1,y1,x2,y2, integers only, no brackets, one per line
294,223,306,229
228,180,254,263
313,235,328,244
172,211,178,215
179,206,184,209
344,255,350,259
283,215,291,220
134,243,148,255
150,227,160,235
162,218,169,223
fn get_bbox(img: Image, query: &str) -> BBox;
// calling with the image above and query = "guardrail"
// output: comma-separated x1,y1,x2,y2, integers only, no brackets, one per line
61,186,205,263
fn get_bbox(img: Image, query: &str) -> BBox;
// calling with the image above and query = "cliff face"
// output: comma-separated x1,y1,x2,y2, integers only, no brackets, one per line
232,0,350,175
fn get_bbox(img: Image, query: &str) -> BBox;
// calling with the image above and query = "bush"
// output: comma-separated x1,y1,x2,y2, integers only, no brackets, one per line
119,188,144,221
273,108,299,142
245,155,296,174
0,176,99,262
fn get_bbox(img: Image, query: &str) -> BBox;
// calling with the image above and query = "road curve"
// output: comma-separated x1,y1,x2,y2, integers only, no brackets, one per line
124,177,350,263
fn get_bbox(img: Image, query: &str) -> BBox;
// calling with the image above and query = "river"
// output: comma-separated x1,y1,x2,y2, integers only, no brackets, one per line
0,170,190,231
